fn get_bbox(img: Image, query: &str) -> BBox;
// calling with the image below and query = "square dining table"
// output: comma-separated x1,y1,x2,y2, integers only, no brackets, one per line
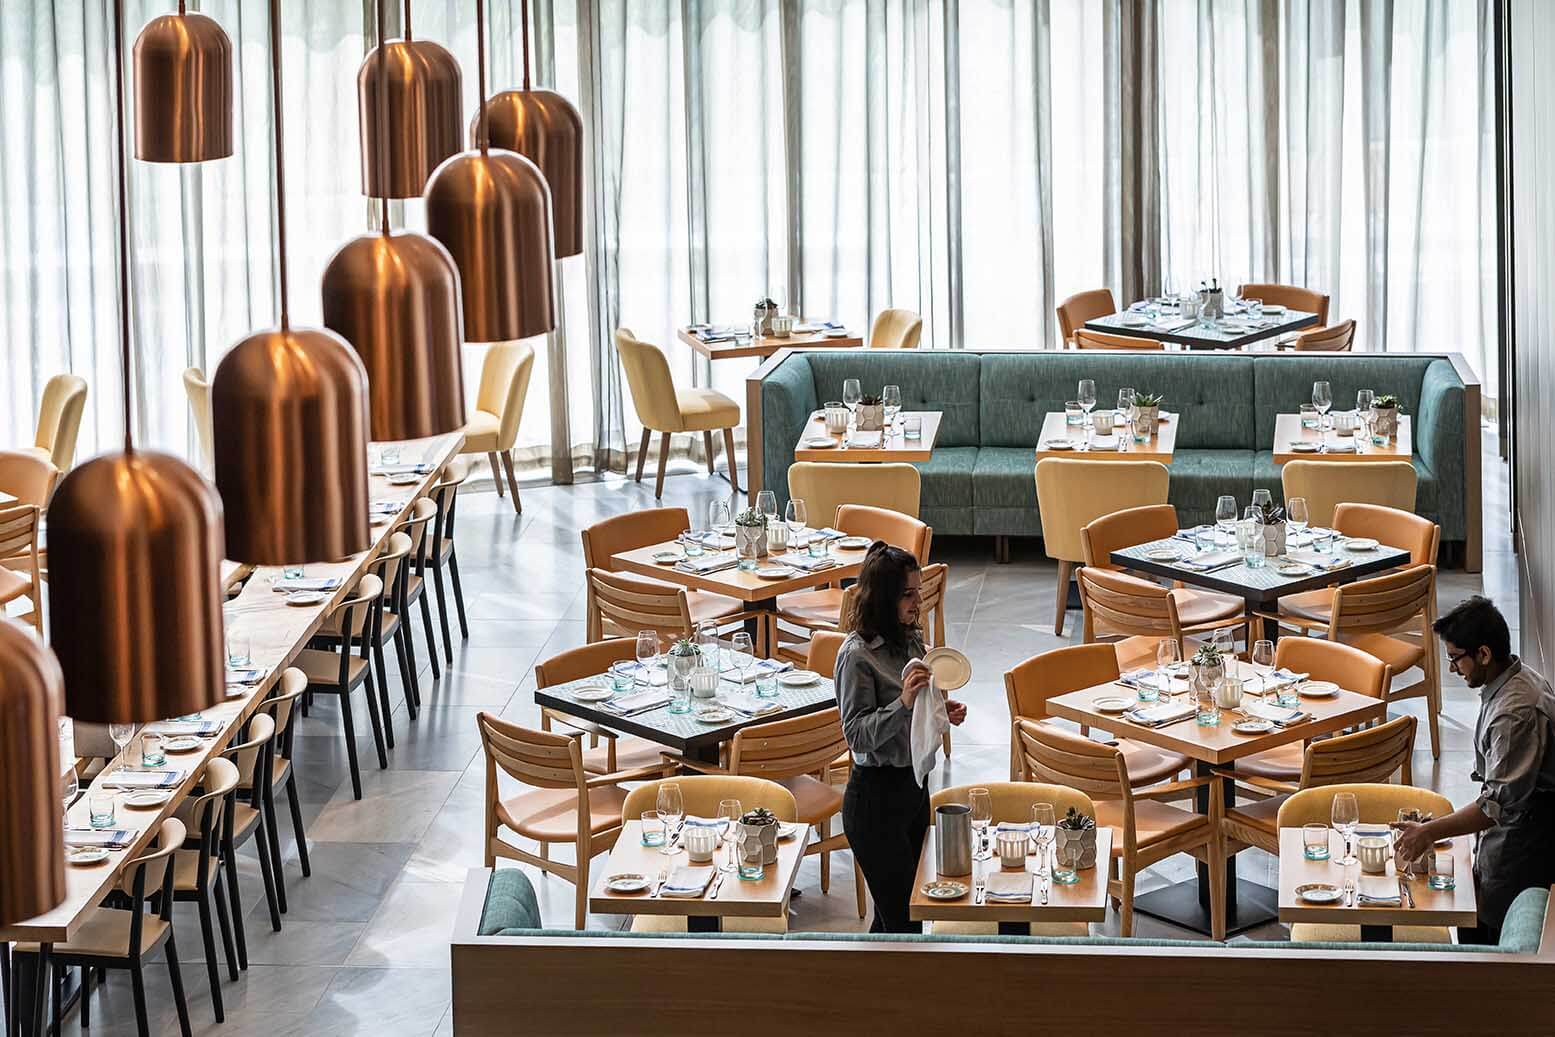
590,819,811,931
1083,307,1320,350
909,827,1113,934
1044,660,1386,935
1033,411,1178,464
793,410,941,462
1277,827,1476,940
1271,413,1414,464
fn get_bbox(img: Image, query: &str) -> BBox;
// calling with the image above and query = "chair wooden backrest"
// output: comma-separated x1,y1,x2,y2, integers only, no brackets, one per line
180,757,239,887
1291,320,1355,351
1081,504,1178,569
1324,564,1435,640
1073,328,1164,351
835,504,932,563
34,373,88,472
1331,503,1439,566
1273,637,1391,701
0,505,43,628
1056,288,1117,344
806,631,847,678
869,308,923,350
474,342,536,452
478,712,587,791
614,329,682,432
398,497,440,575
621,776,798,821
581,508,691,570
262,667,308,762
1280,460,1417,529
727,708,849,782
536,639,639,688
321,575,385,668
183,367,214,472
585,567,694,643
1077,566,1183,648
1035,458,1170,565
0,451,58,507
1276,782,1451,828
223,711,276,803
1015,720,1136,854
1238,283,1330,325
1005,643,1119,779
1300,715,1417,787
116,818,185,940
932,781,1095,823
788,462,922,524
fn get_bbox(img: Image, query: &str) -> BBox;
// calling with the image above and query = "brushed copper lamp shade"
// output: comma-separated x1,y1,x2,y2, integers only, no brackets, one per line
0,619,65,924
47,452,226,723
358,38,462,198
211,328,372,565
425,148,556,342
476,89,583,258
322,230,468,440
133,10,233,163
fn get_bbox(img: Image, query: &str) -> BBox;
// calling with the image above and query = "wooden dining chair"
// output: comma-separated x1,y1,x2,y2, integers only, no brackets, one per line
536,640,667,775
221,712,282,950
1291,319,1356,351
1277,504,1439,626
786,462,922,526
0,450,59,506
318,532,414,744
1081,503,1245,625
1075,566,1249,671
17,819,192,1037
1073,328,1164,350
0,504,44,633
868,308,923,349
584,567,696,645
1004,643,1189,788
616,328,742,497
1014,718,1225,939
580,507,752,631
427,458,473,662
25,373,88,473
167,757,241,1023
398,497,446,682
298,574,389,800
1238,283,1331,325
460,341,535,512
477,712,663,929
182,367,214,473
258,669,312,886
1055,288,1117,346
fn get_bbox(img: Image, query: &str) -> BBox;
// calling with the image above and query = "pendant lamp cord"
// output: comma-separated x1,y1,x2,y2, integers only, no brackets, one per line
268,0,291,330
475,0,489,152
520,0,531,91
376,0,390,233
403,0,413,41
112,0,134,451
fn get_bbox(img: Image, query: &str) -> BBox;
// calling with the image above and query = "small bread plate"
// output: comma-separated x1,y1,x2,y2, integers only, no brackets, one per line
1233,719,1275,735
124,790,173,809
1343,537,1380,552
285,590,328,607
163,736,203,753
800,437,837,449
695,706,736,724
571,684,615,703
1042,439,1076,450
1296,883,1344,904
777,822,803,841
921,880,969,901
1146,547,1180,561
386,472,420,486
824,328,851,338
836,536,872,550
605,873,651,894
923,646,972,690
1299,680,1340,698
1290,441,1321,453
1277,562,1313,576
755,565,795,580
651,550,683,565
1118,314,1148,327
778,670,819,687
67,847,111,866
1093,696,1134,714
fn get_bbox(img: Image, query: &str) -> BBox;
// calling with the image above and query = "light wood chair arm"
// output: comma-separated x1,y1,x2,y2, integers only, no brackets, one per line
583,762,676,788
1209,769,1300,797
660,755,733,777
1133,775,1214,802
1252,609,1325,635
539,707,618,742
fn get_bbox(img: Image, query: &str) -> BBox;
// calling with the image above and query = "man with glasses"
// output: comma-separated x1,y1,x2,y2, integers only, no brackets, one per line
1394,596,1555,943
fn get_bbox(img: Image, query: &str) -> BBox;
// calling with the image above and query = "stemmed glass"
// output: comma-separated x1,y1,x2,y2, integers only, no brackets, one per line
785,498,807,540
1077,380,1097,428
968,788,993,861
656,783,685,856
109,722,135,770
62,771,78,831
882,385,902,431
1287,497,1309,542
718,798,742,872
842,379,862,426
1215,495,1238,548
708,498,731,535
730,632,754,683
1312,381,1332,436
1331,792,1360,866
634,630,659,690
696,621,720,671
1251,639,1276,702
1156,638,1180,703
1117,388,1137,439
755,490,778,526
1031,803,1055,880
1356,389,1375,447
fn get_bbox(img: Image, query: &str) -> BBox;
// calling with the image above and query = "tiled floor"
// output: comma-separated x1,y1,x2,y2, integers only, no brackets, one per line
40,433,1516,1036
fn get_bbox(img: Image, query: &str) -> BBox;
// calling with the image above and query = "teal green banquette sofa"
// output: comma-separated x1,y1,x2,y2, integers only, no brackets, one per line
748,349,1482,569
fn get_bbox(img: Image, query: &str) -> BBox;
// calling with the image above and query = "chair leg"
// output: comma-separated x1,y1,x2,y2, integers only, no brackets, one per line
854,858,866,918
361,673,389,770
487,452,505,497
372,641,395,750
394,628,420,720
197,888,225,1022
819,818,831,894
1052,559,1073,637
130,962,149,1037
654,432,671,498
448,548,470,640
1119,863,1136,938
254,818,282,933
500,450,522,513
223,841,248,970
80,957,91,1029
703,430,716,474
401,609,426,702
213,874,239,980
575,845,590,931
286,778,312,878
634,428,650,482
722,427,740,494
1426,662,1443,760
432,562,455,665
50,963,61,1037
165,932,193,1037
264,785,288,913
419,594,442,680
339,684,364,801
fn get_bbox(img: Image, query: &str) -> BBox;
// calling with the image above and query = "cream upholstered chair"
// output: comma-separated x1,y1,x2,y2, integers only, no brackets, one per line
928,782,1096,936
1035,458,1169,636
478,712,663,930
1238,283,1331,325
1278,504,1439,628
1291,320,1356,351
1076,567,1250,672
1073,328,1163,351
1280,460,1417,530
581,507,751,631
616,328,741,497
1081,503,1245,629
0,449,60,506
536,639,668,776
788,462,921,529
0,505,44,633
1005,643,1189,788
1015,719,1225,939
183,367,214,473
869,308,923,349
585,567,697,645
1055,288,1117,347
460,342,535,513
25,373,87,473
1275,784,1453,943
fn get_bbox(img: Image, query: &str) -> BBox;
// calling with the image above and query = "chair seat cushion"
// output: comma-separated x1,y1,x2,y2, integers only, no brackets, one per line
296,647,370,689
912,447,977,513
1170,587,1246,627
774,587,844,629
582,735,666,776
1232,742,1304,782
172,849,207,892
17,908,169,959
631,914,788,934
1225,792,1288,838
1345,632,1426,675
462,409,502,453
232,802,262,844
1291,922,1451,944
970,447,1035,511
687,590,747,626
1095,798,1205,847
498,785,629,842
0,565,30,605
1277,588,1332,624
676,388,740,432
777,773,844,824
1117,740,1191,786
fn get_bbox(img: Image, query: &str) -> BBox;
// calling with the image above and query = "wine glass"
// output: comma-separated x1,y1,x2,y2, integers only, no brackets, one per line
1155,638,1180,702
1215,495,1238,547
785,498,807,540
1312,381,1332,433
1031,803,1056,875
656,783,685,856
882,384,902,430
62,771,78,830
634,630,659,689
968,788,993,861
1117,388,1137,436
730,632,754,682
755,490,778,525
1287,496,1309,540
708,498,731,535
718,798,742,872
109,722,135,770
842,379,862,424
1331,792,1360,866
696,621,720,670
1251,639,1275,701
1356,389,1375,444
1162,274,1177,304
1077,380,1097,427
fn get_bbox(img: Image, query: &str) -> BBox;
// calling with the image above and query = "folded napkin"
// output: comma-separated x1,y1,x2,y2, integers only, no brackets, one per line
682,816,730,832
226,668,264,686
1242,700,1309,726
272,577,342,593
100,769,182,790
721,694,784,717
1323,440,1358,453
369,499,407,514
679,530,735,549
1174,524,1214,541
728,658,793,684
984,872,1034,903
784,555,840,574
1178,550,1242,571
1154,317,1198,332
1357,876,1402,906
1125,701,1196,727
371,463,433,476
599,689,671,716
659,865,716,898
845,430,883,449
1086,434,1120,450
907,660,949,788
995,821,1033,834
675,554,739,576
1285,528,1338,548
1284,550,1352,571
792,527,845,546
66,828,135,848
145,720,222,737
1119,668,1164,690
606,662,668,687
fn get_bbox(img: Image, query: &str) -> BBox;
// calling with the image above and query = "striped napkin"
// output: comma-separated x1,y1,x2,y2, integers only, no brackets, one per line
1124,701,1196,727
675,554,739,576
721,694,783,717
100,770,182,790
727,659,793,684
146,720,222,737
784,554,840,574
658,866,715,898
66,829,135,849
605,662,667,687
1242,700,1309,727
984,872,1034,903
1357,876,1402,905
1284,550,1352,570
599,690,670,716
1178,550,1242,572
273,577,343,593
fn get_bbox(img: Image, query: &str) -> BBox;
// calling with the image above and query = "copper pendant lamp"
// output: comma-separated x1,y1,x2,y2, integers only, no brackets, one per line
357,0,462,198
324,0,466,442
133,1,233,162
48,0,226,725
474,0,583,258
0,619,65,924
425,0,555,343
213,0,371,566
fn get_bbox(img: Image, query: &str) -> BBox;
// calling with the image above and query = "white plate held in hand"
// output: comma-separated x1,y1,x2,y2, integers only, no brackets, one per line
922,647,972,691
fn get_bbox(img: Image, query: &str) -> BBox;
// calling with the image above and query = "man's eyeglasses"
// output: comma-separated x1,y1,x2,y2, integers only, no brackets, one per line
1446,649,1472,668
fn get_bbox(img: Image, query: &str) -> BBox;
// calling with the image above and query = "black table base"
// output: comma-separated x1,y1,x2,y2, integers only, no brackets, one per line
688,916,720,933
1360,924,1392,942
1132,877,1279,937
997,921,1032,936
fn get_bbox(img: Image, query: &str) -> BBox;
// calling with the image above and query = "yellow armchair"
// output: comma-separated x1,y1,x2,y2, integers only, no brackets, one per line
460,342,535,513
869,308,923,349
616,328,741,497
183,367,214,474
27,373,87,473
1281,460,1417,530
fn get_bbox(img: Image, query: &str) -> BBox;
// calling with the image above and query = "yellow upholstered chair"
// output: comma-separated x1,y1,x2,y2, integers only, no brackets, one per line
461,342,535,513
0,451,59,507
1015,719,1225,938
1073,328,1163,351
1055,288,1117,347
869,308,923,349
26,373,88,473
1081,503,1244,629
929,782,1096,936
0,505,44,633
1280,460,1417,530
536,639,669,777
581,507,750,630
616,328,741,498
1076,567,1250,671
1291,320,1356,351
806,630,847,679
183,367,214,473
1275,783,1454,943
786,461,921,526
1004,643,1189,788
1238,283,1330,325
1278,504,1439,627
1036,458,1169,636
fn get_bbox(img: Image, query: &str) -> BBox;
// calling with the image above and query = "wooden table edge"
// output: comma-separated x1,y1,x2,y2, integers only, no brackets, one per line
612,547,868,602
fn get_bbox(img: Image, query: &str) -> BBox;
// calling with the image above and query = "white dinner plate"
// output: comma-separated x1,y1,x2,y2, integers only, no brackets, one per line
1093,696,1133,714
778,670,819,687
163,736,203,753
756,566,795,580
1277,563,1313,576
824,328,851,338
651,550,682,565
801,438,837,449
1296,883,1343,904
1344,537,1380,552
1233,719,1274,735
777,822,803,841
1042,440,1076,450
285,591,328,607
1300,680,1340,698
836,536,872,550
1290,441,1321,452
922,880,969,900
695,706,736,724
1146,547,1180,561
605,873,650,894
923,647,972,691
571,684,615,703
124,790,173,809
67,847,111,865
1262,304,1287,314
386,472,420,486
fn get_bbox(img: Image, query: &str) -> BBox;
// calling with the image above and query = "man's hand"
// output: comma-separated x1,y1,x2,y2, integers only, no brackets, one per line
1391,820,1431,863
946,699,968,725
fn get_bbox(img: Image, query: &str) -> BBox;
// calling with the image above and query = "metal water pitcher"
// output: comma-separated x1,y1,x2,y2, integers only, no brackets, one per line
935,803,972,876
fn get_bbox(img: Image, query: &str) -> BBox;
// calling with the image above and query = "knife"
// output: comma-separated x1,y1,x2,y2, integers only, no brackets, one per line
707,873,725,900
1398,874,1415,909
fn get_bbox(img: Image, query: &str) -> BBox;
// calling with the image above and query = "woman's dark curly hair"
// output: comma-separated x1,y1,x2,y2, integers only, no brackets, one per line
847,541,921,650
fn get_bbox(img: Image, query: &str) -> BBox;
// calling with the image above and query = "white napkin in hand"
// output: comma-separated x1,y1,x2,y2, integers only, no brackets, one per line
906,660,948,788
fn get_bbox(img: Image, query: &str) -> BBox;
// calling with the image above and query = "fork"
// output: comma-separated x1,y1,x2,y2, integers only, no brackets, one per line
974,876,986,906
652,867,668,898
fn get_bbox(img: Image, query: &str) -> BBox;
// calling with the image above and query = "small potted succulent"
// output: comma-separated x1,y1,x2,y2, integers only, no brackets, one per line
1252,499,1287,557
854,393,885,432
1372,394,1400,438
1055,807,1098,869
1135,392,1163,428
738,806,781,865
668,637,704,696
734,508,768,568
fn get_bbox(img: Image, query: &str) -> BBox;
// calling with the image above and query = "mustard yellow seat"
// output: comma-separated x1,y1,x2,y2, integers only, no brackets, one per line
1055,288,1116,347
23,373,87,473
1278,503,1439,625
1280,460,1417,530
183,366,214,474
1238,283,1331,325
622,775,799,823
616,328,742,497
1081,503,1245,626
869,308,923,349
460,342,535,513
580,507,751,632
786,461,921,526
